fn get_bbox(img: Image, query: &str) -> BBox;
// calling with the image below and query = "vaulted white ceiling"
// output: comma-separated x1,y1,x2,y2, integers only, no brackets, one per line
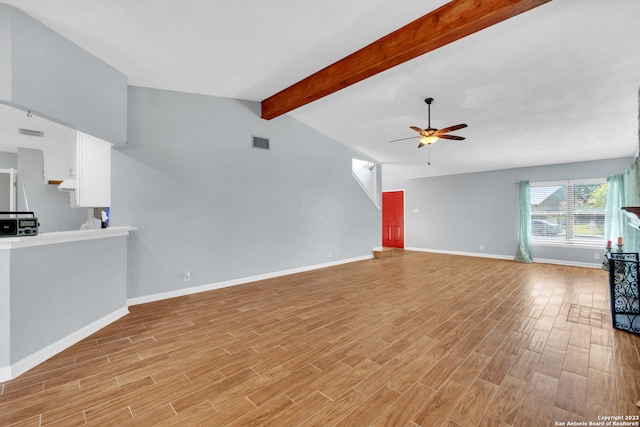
1,0,639,178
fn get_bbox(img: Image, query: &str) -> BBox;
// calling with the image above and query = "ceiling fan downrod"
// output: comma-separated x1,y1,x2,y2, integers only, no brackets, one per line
425,97,434,129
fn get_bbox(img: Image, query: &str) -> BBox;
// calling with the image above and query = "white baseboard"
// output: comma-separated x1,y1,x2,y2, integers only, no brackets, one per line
0,306,129,383
532,257,602,269
127,254,374,306
0,366,10,383
405,247,602,268
405,247,514,261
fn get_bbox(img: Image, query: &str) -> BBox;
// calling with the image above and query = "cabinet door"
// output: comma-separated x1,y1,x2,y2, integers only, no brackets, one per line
43,141,71,183
75,132,111,207
44,130,75,183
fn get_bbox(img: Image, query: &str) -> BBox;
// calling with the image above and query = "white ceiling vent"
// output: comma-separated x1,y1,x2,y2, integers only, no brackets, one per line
252,136,270,150
19,128,44,137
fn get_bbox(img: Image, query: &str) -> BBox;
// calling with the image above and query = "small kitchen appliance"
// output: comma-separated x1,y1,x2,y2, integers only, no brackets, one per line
0,211,39,237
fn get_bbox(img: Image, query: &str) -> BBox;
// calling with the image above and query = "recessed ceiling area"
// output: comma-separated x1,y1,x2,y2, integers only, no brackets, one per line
0,0,638,178
0,103,74,153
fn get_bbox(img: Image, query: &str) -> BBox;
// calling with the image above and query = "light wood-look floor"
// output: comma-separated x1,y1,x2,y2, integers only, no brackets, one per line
1,251,640,426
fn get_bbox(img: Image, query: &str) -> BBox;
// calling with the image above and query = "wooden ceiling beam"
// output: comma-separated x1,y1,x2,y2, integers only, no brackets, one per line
261,0,551,120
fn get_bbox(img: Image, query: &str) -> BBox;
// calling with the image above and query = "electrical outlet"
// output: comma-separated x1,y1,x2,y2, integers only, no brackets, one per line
184,271,191,281
594,253,600,260
479,244,484,250
328,251,333,258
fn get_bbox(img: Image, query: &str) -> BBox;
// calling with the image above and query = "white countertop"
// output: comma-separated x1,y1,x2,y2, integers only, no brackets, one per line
0,226,137,249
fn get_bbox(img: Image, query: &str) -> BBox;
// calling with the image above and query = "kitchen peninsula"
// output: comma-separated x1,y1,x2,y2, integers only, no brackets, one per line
0,1,132,382
0,226,136,381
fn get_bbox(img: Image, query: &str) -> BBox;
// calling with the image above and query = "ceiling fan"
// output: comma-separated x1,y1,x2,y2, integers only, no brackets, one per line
390,98,467,148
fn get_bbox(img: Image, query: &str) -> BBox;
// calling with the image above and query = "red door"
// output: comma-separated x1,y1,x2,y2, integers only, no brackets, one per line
382,191,404,248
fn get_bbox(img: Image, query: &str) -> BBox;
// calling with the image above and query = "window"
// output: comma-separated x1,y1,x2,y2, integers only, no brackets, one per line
530,179,607,245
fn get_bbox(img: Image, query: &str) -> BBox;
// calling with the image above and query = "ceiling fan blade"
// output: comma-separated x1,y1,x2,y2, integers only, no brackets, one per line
435,123,468,134
389,136,419,143
439,134,465,141
409,126,433,136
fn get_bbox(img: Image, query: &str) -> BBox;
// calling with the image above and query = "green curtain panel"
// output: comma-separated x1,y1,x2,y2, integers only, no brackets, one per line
606,158,640,253
623,158,640,251
605,173,625,245
515,180,533,263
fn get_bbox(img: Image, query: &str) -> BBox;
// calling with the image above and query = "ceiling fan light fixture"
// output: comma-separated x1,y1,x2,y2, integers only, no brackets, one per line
420,135,439,145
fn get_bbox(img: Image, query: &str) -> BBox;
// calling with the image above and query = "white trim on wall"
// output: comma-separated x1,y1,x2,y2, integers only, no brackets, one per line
406,246,513,261
531,257,602,269
0,306,129,382
128,254,374,306
0,366,9,383
406,247,602,269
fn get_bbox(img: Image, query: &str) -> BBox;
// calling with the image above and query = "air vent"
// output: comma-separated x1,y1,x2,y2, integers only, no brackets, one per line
19,128,44,137
252,136,270,150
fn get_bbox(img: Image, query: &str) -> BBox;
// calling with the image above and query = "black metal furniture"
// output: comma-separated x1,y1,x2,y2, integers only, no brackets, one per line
607,252,640,335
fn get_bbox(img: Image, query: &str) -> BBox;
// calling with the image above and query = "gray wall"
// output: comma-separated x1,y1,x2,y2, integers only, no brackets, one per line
0,5,11,102
0,173,9,211
383,157,633,265
0,250,9,369
17,148,87,231
9,236,128,362
0,4,127,145
112,87,381,299
0,152,14,211
0,151,17,168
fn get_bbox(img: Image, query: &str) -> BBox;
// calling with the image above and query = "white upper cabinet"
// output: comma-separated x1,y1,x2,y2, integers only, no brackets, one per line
43,130,75,183
57,130,111,207
74,132,111,207
43,143,70,183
